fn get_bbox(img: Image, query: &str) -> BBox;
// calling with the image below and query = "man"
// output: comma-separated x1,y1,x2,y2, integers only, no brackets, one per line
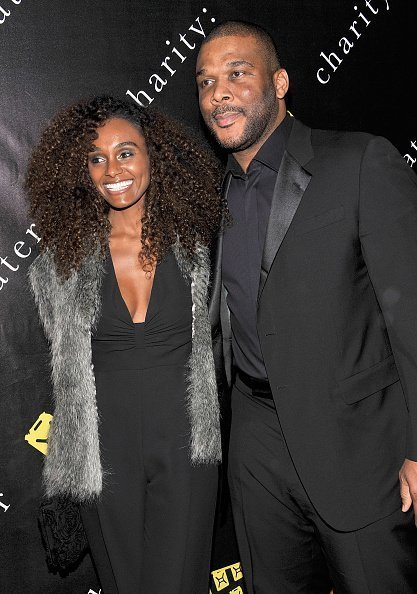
196,20,417,593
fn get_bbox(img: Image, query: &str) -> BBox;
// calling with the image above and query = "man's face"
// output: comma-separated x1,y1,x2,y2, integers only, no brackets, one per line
196,34,284,153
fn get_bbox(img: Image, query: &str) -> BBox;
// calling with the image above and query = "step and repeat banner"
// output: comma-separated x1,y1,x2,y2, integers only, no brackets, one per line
1,1,416,592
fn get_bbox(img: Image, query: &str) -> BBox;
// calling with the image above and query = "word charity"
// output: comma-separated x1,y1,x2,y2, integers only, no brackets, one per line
127,8,215,107
316,0,390,84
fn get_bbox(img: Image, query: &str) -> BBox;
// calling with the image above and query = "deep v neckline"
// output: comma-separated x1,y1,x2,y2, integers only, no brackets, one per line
108,251,158,325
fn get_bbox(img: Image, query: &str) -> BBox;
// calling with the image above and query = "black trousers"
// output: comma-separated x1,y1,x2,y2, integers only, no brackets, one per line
228,376,417,594
80,367,218,594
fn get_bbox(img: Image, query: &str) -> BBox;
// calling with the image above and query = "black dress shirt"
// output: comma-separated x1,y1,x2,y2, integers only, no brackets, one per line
222,115,293,379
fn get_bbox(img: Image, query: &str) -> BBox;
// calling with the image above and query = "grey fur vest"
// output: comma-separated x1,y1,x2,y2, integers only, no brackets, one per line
29,242,221,502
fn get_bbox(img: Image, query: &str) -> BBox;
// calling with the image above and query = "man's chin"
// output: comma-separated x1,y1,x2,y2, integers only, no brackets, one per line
213,131,246,151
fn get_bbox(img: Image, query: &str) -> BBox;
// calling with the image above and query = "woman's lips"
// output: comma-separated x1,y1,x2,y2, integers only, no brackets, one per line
103,180,133,193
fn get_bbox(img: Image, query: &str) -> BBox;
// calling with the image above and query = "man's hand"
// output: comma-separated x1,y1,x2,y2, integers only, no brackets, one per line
399,458,417,524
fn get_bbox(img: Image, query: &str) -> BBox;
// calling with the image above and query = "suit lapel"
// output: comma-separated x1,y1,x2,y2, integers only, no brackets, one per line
258,120,313,300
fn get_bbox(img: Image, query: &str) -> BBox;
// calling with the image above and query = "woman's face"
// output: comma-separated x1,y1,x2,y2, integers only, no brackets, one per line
88,117,150,211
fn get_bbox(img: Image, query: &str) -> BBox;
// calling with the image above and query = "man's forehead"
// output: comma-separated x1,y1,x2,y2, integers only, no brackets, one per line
196,36,259,70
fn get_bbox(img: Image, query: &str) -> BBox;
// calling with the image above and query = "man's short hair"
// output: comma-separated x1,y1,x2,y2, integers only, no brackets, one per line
202,20,281,72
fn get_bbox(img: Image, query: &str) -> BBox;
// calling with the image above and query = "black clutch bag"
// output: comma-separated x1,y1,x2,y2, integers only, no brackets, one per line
38,497,89,573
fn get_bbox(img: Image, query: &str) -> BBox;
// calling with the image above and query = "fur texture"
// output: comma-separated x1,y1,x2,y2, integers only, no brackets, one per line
173,242,222,463
29,243,221,502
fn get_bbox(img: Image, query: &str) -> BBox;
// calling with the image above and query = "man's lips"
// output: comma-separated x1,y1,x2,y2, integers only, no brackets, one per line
213,112,242,128
211,106,244,128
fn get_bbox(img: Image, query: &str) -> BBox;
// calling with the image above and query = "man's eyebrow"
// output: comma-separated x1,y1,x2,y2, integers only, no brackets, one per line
226,60,255,68
196,59,255,78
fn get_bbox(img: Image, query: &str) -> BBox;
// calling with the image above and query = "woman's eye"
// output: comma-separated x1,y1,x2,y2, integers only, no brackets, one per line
118,150,134,159
89,155,104,164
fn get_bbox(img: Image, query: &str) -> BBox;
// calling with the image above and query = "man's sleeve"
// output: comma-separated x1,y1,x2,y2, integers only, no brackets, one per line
359,136,417,460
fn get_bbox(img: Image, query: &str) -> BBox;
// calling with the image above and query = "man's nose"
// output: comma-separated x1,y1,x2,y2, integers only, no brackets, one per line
211,81,233,104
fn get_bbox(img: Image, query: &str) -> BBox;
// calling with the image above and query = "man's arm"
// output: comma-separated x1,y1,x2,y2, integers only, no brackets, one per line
358,136,417,520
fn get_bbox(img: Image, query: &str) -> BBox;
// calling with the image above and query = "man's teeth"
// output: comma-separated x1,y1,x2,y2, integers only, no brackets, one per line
104,180,133,191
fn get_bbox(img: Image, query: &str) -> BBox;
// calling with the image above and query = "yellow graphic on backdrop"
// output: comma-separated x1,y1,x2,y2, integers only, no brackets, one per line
25,412,52,455
211,562,244,592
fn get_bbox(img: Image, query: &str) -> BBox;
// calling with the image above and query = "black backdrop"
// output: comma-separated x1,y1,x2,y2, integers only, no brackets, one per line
1,1,416,592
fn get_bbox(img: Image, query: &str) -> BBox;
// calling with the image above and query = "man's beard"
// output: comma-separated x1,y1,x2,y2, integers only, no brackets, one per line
207,84,279,152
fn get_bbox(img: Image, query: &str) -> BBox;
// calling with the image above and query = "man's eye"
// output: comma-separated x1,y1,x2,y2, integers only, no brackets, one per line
231,71,244,78
201,79,213,87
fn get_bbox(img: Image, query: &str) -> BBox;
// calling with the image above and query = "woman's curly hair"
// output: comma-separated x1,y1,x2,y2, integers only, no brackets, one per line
25,95,226,278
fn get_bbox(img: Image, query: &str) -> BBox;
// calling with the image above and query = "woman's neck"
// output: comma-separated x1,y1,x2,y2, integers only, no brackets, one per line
108,202,144,239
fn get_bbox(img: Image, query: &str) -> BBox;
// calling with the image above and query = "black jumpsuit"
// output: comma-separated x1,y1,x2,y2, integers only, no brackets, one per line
81,250,218,593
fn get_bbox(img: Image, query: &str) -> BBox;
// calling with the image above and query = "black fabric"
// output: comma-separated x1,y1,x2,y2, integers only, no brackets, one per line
228,377,417,594
235,368,273,398
38,498,88,575
213,119,417,532
82,251,218,593
222,116,293,379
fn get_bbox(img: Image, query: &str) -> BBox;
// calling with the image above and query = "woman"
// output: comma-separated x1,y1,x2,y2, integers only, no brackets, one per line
25,95,225,593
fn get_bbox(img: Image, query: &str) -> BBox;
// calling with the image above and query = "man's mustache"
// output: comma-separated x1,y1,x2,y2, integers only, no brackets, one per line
211,106,245,119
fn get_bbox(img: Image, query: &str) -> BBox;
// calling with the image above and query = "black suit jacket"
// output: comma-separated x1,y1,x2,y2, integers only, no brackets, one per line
209,117,417,531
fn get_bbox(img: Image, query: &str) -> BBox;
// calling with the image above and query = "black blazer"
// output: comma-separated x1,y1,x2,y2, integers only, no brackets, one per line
209,118,417,531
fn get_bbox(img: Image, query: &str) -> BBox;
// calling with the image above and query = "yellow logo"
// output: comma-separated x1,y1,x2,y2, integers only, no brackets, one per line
25,412,52,455
211,562,244,592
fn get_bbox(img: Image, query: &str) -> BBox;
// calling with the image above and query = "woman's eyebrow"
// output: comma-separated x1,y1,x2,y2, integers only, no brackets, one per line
89,140,140,152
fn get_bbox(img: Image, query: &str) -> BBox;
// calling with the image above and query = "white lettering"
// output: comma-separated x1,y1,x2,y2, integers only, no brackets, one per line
14,241,31,258
316,67,330,84
339,37,354,54
320,50,343,72
179,32,195,50
349,21,362,40
0,7,11,24
316,0,389,84
149,73,168,92
0,276,9,290
161,57,177,76
354,5,371,26
0,256,19,271
188,16,205,38
365,0,379,15
126,9,212,106
171,46,186,62
0,493,10,512
404,154,416,167
126,89,154,108
26,223,41,242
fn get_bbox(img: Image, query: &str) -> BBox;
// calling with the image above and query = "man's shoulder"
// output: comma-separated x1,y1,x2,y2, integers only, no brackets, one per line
307,125,390,169
310,126,375,151
289,118,379,167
